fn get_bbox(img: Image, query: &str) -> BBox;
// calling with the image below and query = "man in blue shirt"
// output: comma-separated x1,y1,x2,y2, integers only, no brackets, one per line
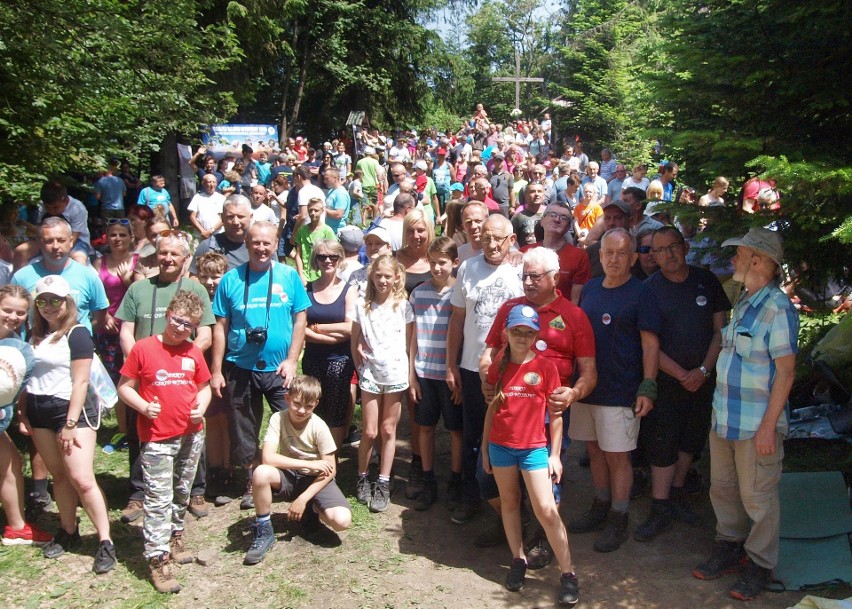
94,159,127,219
323,168,350,235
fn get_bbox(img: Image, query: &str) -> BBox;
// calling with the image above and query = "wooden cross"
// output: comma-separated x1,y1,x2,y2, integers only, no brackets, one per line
492,50,544,113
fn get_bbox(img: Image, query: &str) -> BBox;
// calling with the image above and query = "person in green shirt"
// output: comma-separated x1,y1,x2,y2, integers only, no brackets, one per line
295,198,336,285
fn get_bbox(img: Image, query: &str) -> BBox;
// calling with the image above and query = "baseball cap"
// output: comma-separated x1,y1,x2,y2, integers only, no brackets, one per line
644,201,666,217
34,275,71,298
364,146,376,155
721,227,783,268
603,200,631,216
337,225,364,252
364,225,392,245
449,182,465,192
506,305,539,331
492,152,505,161
437,148,447,155
414,160,428,171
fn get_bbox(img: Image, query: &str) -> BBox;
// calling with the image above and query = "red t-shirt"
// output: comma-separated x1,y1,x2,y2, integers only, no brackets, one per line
486,293,595,385
120,336,212,442
521,243,591,297
486,354,561,449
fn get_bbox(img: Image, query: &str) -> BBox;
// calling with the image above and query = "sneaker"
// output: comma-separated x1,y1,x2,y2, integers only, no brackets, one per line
634,501,673,542
505,558,527,592
369,480,391,513
42,527,81,559
169,532,193,564
693,540,747,580
414,479,437,511
474,521,506,548
593,510,629,553
93,540,116,574
567,498,610,534
558,573,580,606
404,459,423,500
446,478,463,511
342,425,361,448
2,522,53,546
149,553,181,593
239,480,254,510
451,502,481,525
682,468,703,495
729,559,771,601
244,520,276,565
356,475,372,504
120,499,144,524
525,533,553,570
188,495,209,518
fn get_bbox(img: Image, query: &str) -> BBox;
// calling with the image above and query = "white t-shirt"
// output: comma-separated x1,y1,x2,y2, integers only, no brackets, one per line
350,298,414,385
263,411,336,474
27,326,93,400
250,203,278,225
622,176,650,192
378,217,404,251
450,257,523,371
187,191,225,233
298,184,327,208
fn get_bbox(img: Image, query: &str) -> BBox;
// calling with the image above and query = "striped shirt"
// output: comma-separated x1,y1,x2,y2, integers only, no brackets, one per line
712,283,799,440
410,280,453,380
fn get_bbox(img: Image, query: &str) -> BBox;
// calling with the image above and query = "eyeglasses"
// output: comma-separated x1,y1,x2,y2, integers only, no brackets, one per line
652,243,684,255
107,218,130,226
522,271,555,282
35,296,64,307
545,211,571,223
167,314,198,332
636,245,652,254
480,234,511,246
159,229,189,241
317,254,340,263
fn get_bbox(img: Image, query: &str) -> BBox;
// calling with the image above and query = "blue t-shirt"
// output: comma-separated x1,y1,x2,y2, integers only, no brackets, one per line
94,175,126,211
325,186,350,235
256,161,272,187
11,261,109,332
212,262,310,371
138,186,171,216
579,276,660,406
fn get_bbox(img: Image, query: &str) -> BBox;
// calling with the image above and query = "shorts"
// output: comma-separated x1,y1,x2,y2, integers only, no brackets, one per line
359,374,407,396
639,378,713,467
276,469,351,512
26,393,98,433
414,376,462,431
569,402,639,453
488,443,549,471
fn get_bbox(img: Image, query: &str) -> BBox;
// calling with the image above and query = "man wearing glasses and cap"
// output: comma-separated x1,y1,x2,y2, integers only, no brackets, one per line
693,227,798,602
488,152,515,217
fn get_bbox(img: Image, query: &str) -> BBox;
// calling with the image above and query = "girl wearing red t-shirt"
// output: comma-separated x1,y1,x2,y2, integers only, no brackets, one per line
481,305,579,606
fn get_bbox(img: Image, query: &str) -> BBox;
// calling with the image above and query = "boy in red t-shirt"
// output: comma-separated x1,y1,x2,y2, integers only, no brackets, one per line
118,291,212,594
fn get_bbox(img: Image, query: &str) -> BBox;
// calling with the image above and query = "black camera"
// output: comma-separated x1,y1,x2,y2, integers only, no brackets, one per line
246,327,268,345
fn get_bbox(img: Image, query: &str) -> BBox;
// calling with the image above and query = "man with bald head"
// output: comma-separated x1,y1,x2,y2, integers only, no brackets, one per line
469,176,500,214
188,174,225,239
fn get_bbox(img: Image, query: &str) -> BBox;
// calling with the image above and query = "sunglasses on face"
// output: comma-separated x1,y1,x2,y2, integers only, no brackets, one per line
35,296,64,307
636,245,652,254
316,254,340,263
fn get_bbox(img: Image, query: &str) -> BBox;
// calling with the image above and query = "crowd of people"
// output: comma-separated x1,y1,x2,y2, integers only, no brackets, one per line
0,105,801,606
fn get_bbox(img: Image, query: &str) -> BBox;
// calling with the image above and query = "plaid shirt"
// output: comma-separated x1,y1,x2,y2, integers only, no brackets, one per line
712,283,799,440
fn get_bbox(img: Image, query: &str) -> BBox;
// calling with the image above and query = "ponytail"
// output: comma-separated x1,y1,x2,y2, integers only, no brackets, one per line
489,345,513,410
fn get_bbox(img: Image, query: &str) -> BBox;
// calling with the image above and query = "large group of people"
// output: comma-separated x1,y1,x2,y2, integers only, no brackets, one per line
0,104,801,606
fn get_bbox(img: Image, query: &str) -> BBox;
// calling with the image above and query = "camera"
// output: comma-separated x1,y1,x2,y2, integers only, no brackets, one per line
246,327,268,345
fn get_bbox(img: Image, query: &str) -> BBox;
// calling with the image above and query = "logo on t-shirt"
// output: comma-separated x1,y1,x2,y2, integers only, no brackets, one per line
181,358,195,371
696,295,707,307
602,313,612,325
549,315,566,330
524,372,541,386
154,368,190,386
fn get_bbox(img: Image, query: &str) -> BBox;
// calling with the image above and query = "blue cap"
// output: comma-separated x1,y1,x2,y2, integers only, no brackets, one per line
506,305,539,331
450,182,465,192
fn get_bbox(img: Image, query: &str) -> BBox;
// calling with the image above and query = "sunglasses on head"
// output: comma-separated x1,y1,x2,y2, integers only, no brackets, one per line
159,229,189,241
107,218,131,226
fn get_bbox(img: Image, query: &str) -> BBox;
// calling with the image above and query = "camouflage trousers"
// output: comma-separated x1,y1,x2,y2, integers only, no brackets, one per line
141,430,205,559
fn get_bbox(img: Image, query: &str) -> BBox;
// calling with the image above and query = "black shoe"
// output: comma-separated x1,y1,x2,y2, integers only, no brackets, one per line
356,475,372,505
505,558,527,592
693,540,747,580
568,498,610,534
446,478,463,511
43,527,81,559
414,479,437,511
404,459,423,500
594,510,629,553
558,572,580,606
729,559,771,601
525,533,553,570
634,501,673,542
474,521,506,548
342,425,361,448
244,520,275,565
451,502,480,525
93,540,116,574
25,491,53,520
682,468,703,495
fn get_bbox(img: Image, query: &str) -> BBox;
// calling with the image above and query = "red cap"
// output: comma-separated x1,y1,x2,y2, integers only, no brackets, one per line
437,148,447,155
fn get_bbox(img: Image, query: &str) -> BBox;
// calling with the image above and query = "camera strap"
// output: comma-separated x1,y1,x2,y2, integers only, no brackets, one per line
243,262,274,329
149,277,183,338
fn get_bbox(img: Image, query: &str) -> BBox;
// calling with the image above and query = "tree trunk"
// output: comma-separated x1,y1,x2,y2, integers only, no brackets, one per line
279,18,300,141
287,12,313,138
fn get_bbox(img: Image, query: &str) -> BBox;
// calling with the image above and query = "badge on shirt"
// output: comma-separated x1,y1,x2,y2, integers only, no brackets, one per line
535,340,548,352
524,372,541,386
602,313,612,325
696,295,707,307
549,315,566,331
181,357,195,372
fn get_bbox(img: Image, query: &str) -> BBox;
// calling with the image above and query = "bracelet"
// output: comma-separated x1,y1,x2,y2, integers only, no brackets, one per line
699,365,709,378
636,378,658,401
64,419,78,429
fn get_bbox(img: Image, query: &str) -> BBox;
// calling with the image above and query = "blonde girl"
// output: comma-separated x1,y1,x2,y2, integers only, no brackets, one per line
349,254,413,513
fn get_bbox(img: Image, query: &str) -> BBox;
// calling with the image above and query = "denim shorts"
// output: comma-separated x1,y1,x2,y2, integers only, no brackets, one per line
488,443,549,471
26,394,97,433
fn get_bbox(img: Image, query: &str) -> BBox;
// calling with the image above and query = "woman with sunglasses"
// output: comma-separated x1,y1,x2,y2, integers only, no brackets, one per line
301,239,356,448
21,275,115,573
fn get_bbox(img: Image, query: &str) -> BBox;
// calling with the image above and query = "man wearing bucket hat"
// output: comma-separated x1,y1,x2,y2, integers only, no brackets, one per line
693,227,798,602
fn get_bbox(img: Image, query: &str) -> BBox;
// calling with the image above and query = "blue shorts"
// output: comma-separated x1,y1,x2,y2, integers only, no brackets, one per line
414,376,462,431
488,443,549,471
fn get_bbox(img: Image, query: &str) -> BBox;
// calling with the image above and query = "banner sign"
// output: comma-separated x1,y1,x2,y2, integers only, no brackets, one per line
201,124,279,151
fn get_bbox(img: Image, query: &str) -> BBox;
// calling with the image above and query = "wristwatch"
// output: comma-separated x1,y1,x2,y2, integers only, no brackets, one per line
699,366,709,378
64,420,78,429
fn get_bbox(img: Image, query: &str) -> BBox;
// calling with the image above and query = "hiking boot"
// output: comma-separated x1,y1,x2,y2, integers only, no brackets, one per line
93,540,116,574
239,480,254,510
525,532,553,570
505,558,527,592
369,480,391,513
342,425,361,448
414,479,438,511
169,532,193,564
558,572,580,606
693,540,747,580
2,522,53,546
682,467,702,495
404,459,423,500
593,510,629,553
451,502,481,525
188,495,209,518
25,491,53,520
474,521,506,548
244,520,276,565
149,553,181,593
208,468,234,506
634,501,673,542
729,559,771,601
120,499,144,524
356,475,372,504
42,527,81,559
446,478,463,511
568,498,610,534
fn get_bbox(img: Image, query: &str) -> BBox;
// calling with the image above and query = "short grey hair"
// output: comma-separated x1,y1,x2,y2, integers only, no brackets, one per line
522,247,560,274
224,193,251,213
601,227,636,252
